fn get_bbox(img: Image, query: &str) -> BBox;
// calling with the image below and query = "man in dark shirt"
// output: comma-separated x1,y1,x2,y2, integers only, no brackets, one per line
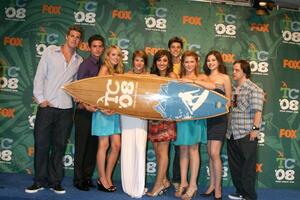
73,34,105,191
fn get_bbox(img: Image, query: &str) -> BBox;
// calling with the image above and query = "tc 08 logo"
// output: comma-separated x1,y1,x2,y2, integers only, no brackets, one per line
206,154,229,180
182,38,201,55
146,149,157,175
108,34,130,63
279,83,299,113
74,1,97,25
98,79,136,109
257,121,265,146
248,44,269,75
28,103,38,129
282,15,300,44
63,143,75,169
0,138,13,163
144,6,168,32
275,154,296,183
35,28,59,57
0,65,20,92
215,9,236,38
4,0,26,21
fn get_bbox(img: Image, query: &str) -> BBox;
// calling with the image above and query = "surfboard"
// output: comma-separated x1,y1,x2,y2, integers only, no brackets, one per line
62,74,229,121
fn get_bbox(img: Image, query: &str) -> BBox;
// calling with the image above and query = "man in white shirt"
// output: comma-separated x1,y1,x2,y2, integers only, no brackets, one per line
25,25,84,194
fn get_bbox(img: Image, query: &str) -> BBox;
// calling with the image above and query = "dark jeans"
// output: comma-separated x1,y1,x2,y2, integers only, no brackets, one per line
33,106,73,187
73,109,98,184
227,135,258,200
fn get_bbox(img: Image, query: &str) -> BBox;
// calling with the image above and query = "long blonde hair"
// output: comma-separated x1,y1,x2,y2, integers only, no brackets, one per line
103,45,124,75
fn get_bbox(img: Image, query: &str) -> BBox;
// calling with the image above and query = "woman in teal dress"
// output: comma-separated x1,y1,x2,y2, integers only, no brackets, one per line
91,45,124,192
174,51,215,200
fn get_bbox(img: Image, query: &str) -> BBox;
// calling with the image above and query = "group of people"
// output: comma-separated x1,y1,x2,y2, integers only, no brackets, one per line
25,25,264,200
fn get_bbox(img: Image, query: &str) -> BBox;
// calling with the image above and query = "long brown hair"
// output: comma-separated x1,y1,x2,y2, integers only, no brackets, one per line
203,50,227,75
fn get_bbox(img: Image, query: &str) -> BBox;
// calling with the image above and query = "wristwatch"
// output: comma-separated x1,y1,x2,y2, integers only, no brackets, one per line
252,125,260,131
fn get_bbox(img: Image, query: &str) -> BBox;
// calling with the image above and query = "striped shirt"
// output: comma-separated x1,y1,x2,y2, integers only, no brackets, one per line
33,45,83,109
227,79,264,140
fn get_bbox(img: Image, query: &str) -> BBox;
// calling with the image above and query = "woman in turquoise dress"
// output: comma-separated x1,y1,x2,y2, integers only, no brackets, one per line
91,45,124,192
174,51,215,200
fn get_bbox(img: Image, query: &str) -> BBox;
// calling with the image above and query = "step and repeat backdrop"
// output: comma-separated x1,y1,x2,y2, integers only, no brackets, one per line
0,0,299,189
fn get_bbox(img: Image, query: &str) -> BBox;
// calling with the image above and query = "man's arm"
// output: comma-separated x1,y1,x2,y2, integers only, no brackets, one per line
249,110,262,141
249,86,264,141
33,48,49,107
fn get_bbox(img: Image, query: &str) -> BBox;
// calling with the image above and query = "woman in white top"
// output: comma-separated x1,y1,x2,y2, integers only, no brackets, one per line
121,50,149,198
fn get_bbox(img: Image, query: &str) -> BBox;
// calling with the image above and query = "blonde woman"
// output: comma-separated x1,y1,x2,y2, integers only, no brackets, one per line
91,45,124,192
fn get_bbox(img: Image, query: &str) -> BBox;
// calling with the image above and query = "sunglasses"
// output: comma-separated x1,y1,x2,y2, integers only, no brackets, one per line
232,94,238,107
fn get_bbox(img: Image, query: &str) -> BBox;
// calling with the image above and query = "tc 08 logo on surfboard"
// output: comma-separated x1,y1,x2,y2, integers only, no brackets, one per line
98,79,137,109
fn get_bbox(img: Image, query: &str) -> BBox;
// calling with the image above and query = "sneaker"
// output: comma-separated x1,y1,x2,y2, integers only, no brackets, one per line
228,193,244,200
50,184,66,194
25,183,45,193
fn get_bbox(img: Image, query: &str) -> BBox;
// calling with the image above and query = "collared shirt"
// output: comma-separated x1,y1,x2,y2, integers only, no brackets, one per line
77,55,101,80
227,79,264,140
33,45,83,109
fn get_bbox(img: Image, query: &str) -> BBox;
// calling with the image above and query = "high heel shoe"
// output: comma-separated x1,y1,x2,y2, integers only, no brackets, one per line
181,186,197,200
200,189,215,197
214,196,222,200
163,179,171,190
146,185,165,197
175,184,188,197
110,185,117,191
97,179,114,192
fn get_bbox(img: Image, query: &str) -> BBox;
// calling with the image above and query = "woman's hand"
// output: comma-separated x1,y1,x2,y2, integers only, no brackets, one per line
83,103,98,112
101,108,115,115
